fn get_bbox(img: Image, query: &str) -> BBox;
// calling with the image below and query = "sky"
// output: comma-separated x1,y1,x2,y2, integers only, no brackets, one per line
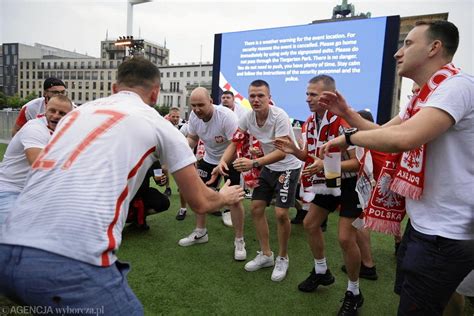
1,0,473,94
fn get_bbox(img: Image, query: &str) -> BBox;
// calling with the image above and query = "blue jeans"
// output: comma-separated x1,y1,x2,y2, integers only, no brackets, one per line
0,191,19,225
0,245,143,315
395,222,474,316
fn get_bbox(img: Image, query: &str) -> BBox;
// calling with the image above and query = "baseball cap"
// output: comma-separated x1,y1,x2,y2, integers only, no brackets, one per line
43,77,66,90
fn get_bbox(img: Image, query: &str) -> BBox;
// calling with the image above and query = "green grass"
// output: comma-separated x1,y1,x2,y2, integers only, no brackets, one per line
114,179,402,315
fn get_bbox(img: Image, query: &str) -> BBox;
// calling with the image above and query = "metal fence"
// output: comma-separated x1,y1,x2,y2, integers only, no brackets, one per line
0,110,19,143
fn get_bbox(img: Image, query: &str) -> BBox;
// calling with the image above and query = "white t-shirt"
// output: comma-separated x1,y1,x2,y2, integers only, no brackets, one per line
22,97,46,121
188,105,238,165
231,101,250,119
0,91,196,266
0,117,51,192
400,73,474,240
239,106,301,171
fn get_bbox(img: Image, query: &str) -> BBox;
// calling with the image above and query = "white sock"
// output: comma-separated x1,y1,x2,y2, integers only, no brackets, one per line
180,207,187,211
314,258,327,274
235,237,244,242
195,228,207,236
347,279,360,295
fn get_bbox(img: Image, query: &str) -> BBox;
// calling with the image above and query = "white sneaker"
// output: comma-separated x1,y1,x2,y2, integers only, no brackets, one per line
222,211,233,227
178,230,208,247
244,251,274,271
271,256,289,281
234,239,247,261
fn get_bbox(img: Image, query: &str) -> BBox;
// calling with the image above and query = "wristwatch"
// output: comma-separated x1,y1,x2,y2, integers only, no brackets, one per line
252,160,260,168
344,128,358,146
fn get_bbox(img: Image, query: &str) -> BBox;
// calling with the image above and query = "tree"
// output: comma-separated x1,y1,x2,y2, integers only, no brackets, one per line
154,105,170,116
1,92,38,109
0,92,8,108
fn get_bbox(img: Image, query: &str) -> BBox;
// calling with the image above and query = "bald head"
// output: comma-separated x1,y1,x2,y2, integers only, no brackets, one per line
190,87,214,121
190,87,211,100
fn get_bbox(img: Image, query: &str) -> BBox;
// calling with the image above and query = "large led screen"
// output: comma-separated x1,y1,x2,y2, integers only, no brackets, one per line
212,16,400,123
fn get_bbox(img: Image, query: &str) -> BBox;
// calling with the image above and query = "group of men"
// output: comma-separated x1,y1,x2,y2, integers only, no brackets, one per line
0,19,472,316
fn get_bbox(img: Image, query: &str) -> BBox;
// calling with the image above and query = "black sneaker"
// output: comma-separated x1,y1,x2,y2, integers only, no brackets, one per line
321,218,328,232
298,268,335,292
337,290,364,316
176,208,187,221
341,263,378,280
291,209,307,224
164,187,172,197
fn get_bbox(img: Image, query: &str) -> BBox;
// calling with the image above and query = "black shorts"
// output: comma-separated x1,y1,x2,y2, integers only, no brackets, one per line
311,177,362,218
196,159,240,188
252,166,300,209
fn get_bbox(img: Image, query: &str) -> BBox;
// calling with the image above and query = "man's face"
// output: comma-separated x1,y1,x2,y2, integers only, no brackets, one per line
221,94,235,109
248,85,270,113
190,93,213,121
306,81,327,114
394,25,431,79
44,85,67,103
169,111,180,125
45,98,72,130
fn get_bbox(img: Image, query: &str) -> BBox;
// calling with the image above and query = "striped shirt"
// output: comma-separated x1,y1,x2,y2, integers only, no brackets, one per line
0,91,196,266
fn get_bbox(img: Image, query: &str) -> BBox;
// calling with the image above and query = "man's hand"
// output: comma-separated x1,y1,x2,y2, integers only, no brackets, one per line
233,157,251,172
318,91,352,118
154,174,168,186
301,154,324,177
219,179,245,205
319,135,348,158
206,161,229,185
273,136,297,154
249,146,263,157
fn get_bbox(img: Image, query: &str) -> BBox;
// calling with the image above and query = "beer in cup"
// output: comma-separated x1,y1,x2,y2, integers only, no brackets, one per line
323,152,341,188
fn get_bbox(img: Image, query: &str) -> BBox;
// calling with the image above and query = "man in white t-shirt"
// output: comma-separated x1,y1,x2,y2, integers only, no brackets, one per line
220,90,252,225
216,80,302,282
0,95,73,224
178,87,247,261
0,58,244,313
318,20,474,315
12,77,67,136
221,90,249,119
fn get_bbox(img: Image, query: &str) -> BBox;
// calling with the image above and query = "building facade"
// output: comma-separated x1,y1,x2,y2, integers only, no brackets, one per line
158,62,213,118
1,39,170,106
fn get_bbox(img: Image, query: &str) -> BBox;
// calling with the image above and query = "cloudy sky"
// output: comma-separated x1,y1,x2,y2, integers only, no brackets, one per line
1,0,472,74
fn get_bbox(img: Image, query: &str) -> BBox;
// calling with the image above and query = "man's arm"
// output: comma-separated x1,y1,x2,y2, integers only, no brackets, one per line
186,134,199,149
318,91,402,130
12,107,28,136
24,148,43,165
274,136,308,161
320,107,454,155
341,149,359,172
173,164,243,214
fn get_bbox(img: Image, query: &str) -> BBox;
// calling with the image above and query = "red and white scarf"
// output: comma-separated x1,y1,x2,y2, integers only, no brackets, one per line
300,111,345,202
390,63,460,200
232,129,263,188
356,149,406,235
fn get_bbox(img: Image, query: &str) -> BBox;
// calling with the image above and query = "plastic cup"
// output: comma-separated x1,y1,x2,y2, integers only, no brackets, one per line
153,169,163,177
323,152,341,188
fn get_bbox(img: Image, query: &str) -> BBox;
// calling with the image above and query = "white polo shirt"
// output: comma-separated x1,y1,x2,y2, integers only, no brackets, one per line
0,91,196,266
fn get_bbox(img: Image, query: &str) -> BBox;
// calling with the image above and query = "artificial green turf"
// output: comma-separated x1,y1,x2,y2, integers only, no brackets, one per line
118,179,401,315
